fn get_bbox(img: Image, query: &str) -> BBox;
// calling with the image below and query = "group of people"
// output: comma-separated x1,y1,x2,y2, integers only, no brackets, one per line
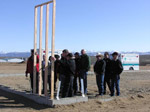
94,52,123,96
25,49,123,98
26,49,90,98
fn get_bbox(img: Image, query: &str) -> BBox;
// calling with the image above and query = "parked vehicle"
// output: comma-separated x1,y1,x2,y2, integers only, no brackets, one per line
119,54,139,70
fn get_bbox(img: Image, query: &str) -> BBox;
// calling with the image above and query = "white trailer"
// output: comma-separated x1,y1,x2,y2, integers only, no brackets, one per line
119,54,139,70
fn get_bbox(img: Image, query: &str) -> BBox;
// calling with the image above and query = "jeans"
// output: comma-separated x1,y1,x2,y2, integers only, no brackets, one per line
73,75,81,94
104,75,111,94
30,72,39,93
96,74,104,95
62,75,74,98
111,75,120,96
73,76,78,94
60,74,65,96
80,70,88,94
48,74,57,93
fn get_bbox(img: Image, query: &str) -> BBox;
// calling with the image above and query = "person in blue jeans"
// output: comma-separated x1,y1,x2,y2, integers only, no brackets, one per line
94,53,106,96
111,52,123,96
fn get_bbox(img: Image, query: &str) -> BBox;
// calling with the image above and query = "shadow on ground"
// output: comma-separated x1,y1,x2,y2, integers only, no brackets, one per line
0,89,52,110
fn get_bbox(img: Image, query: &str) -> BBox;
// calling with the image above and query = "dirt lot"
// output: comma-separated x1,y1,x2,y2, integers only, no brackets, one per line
0,63,26,74
0,63,150,74
0,63,150,112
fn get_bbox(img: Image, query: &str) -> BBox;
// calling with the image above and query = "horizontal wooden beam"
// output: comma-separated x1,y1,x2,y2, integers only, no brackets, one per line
35,1,53,8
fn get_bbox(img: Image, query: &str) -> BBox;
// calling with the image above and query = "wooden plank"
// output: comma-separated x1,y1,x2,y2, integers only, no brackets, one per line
38,6,43,95
33,7,38,94
35,1,53,8
51,0,56,100
44,4,50,96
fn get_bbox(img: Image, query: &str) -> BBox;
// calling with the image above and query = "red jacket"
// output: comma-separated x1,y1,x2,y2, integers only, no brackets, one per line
26,55,39,74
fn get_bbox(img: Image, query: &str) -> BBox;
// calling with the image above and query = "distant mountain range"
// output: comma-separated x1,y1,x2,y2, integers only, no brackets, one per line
0,51,150,58
86,51,150,56
0,52,30,58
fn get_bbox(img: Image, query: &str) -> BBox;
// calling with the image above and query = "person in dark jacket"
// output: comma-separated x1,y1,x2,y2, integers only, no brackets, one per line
25,49,39,93
80,49,91,94
62,53,76,97
59,49,69,97
94,53,106,96
59,49,69,78
110,52,123,96
73,52,81,95
103,52,111,94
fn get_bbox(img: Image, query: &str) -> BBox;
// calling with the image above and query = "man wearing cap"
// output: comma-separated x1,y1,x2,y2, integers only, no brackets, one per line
110,52,123,96
80,49,91,94
103,52,111,94
25,49,39,93
94,53,106,96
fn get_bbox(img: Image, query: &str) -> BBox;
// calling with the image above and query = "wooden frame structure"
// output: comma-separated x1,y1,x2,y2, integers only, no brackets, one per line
33,0,56,99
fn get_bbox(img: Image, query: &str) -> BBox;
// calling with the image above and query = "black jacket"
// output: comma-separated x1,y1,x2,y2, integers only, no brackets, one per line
94,59,106,75
103,58,112,74
59,57,68,75
75,57,81,73
111,59,123,76
66,59,76,76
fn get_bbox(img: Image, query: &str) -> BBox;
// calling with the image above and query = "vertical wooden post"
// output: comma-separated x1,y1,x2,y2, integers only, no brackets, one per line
33,7,38,94
51,0,56,99
44,3,49,96
38,6,43,95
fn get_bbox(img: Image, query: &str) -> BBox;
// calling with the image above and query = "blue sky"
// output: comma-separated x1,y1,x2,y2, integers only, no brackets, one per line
0,0,150,52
